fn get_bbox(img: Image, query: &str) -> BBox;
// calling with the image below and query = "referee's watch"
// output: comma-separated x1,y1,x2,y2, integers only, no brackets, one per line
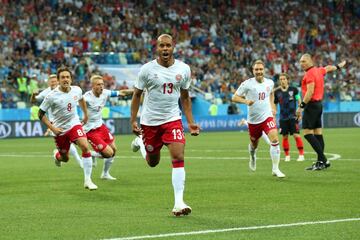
299,102,307,108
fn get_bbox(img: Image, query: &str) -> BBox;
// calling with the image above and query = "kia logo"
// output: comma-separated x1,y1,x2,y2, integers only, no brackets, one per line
354,112,360,127
0,121,11,138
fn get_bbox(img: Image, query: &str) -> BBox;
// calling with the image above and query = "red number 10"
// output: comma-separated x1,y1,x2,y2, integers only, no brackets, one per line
258,92,265,100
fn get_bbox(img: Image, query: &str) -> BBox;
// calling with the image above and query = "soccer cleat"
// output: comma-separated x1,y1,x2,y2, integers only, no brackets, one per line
100,173,117,180
272,169,286,178
53,149,62,167
131,137,140,152
324,161,331,168
297,155,305,161
84,180,98,190
248,144,256,171
284,156,291,162
305,161,326,171
172,204,192,217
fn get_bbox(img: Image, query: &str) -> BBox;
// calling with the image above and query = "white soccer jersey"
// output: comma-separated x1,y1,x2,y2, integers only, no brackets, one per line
36,87,54,120
136,59,191,126
235,77,274,124
39,86,83,134
83,89,113,133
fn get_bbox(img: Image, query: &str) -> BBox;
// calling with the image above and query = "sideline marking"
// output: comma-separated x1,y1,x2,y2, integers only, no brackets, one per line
0,153,351,161
102,217,360,240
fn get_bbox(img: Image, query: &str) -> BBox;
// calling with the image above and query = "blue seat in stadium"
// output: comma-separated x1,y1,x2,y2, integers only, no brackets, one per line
119,53,127,64
105,54,113,64
126,53,134,64
112,54,120,64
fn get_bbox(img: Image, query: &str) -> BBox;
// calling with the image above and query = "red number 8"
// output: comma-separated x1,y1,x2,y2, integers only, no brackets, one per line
67,103,72,111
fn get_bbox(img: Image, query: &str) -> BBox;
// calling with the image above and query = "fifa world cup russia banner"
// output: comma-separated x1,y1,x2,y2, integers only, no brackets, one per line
0,119,133,139
0,112,359,139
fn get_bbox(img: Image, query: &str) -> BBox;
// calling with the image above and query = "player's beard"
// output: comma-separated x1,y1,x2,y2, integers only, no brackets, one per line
255,74,263,82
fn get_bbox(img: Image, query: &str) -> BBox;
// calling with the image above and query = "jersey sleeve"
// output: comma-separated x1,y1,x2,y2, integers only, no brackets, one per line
274,90,279,104
35,91,46,102
235,81,248,97
83,92,90,103
77,87,83,100
39,94,52,112
181,65,192,90
135,66,147,90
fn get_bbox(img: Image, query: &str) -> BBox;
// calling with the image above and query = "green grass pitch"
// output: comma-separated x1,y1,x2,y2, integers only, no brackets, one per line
0,128,359,240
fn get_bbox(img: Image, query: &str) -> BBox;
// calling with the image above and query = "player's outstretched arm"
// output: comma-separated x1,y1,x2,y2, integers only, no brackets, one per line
130,88,143,136
118,89,134,97
232,94,254,106
180,89,200,136
30,91,39,104
325,60,346,73
78,98,88,125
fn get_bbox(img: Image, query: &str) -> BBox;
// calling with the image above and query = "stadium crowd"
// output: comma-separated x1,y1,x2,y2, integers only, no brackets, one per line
0,0,359,108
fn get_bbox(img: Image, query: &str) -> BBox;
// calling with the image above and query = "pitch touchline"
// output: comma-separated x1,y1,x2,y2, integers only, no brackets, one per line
0,154,349,161
102,217,360,240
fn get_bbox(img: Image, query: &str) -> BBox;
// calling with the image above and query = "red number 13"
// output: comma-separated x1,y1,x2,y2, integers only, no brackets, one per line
163,83,173,94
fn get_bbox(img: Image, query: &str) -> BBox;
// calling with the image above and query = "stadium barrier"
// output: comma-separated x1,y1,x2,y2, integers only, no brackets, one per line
0,112,359,139
0,119,132,139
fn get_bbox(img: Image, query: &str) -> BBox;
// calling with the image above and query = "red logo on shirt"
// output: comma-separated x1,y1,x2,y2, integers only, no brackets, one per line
175,74,182,82
73,96,78,100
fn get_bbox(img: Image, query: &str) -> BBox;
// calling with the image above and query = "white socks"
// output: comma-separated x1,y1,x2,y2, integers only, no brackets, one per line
172,167,185,207
270,143,281,171
82,157,93,182
91,150,103,158
103,157,114,175
136,137,147,159
69,144,83,168
261,132,271,145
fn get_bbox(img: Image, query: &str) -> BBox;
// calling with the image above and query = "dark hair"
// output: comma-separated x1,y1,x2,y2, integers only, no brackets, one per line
279,73,290,81
56,66,73,80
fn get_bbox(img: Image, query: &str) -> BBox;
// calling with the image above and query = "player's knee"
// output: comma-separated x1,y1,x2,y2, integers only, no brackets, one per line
102,150,113,158
60,153,69,162
147,154,160,167
148,160,159,167
101,146,114,158
111,146,117,157
78,143,89,153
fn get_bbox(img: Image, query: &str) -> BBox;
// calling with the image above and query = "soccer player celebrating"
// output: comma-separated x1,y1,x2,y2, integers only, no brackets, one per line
274,73,305,162
296,54,346,170
31,74,83,168
83,75,133,180
38,66,97,190
232,60,285,178
130,34,200,216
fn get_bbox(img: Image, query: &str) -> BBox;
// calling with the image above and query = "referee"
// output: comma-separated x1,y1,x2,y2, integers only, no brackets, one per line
296,54,346,170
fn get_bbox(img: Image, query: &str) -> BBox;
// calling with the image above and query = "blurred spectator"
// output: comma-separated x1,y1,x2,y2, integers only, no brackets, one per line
227,103,240,115
208,100,218,116
0,0,358,108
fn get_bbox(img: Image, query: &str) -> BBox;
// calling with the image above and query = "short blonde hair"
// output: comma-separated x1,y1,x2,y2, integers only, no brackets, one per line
49,74,57,79
90,74,103,84
252,60,265,69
